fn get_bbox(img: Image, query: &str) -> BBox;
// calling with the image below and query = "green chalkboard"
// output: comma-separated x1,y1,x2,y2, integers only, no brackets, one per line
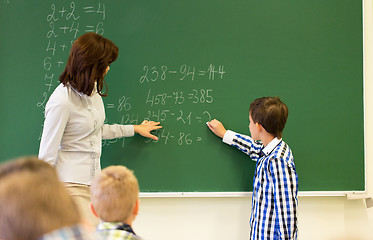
0,0,364,193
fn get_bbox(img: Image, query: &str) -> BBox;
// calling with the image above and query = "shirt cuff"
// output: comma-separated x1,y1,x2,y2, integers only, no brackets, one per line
125,125,135,137
222,130,237,145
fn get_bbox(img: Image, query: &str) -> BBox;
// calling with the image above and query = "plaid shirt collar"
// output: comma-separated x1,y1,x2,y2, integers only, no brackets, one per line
262,137,282,156
97,222,136,236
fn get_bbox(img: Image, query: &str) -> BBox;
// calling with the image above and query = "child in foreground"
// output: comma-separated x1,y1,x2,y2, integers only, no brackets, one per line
90,165,142,240
207,96,298,240
0,156,98,240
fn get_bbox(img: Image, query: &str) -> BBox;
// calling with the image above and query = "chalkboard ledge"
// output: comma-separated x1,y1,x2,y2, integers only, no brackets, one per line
139,191,366,198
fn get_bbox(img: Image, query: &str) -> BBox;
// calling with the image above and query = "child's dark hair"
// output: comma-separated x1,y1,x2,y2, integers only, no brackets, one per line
59,32,119,97
249,96,288,138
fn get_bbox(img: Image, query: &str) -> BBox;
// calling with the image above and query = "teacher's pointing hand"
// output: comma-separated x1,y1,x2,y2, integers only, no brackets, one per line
134,120,162,140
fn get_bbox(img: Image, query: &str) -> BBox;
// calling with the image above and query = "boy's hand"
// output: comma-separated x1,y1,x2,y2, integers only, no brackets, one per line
206,119,227,138
134,120,162,140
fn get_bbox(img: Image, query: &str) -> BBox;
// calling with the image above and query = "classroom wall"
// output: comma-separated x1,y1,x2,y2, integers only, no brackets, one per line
133,1,373,239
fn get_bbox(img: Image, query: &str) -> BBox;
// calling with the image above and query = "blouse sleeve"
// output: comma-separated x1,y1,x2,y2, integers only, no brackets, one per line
222,130,263,161
101,124,135,140
38,100,69,167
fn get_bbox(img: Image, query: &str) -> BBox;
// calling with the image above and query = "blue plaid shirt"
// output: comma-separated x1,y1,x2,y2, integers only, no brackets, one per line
223,130,298,240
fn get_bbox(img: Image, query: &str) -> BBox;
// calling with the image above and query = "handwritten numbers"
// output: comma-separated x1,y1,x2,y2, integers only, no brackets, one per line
39,1,107,111
47,22,58,38
205,90,213,103
140,64,225,83
46,40,56,55
95,22,104,35
179,65,195,81
161,129,171,144
140,65,169,83
66,2,80,21
207,64,218,80
96,3,105,20
207,65,226,80
124,113,139,125
83,3,105,20
179,64,187,80
160,109,170,121
190,89,213,104
69,21,80,39
178,133,192,145
44,74,54,92
37,92,48,108
173,91,184,105
218,65,226,79
47,4,59,22
43,57,52,71
107,62,225,146
176,110,192,125
187,66,195,80
161,66,167,80
146,89,154,106
117,96,131,112
140,66,149,83
150,67,159,82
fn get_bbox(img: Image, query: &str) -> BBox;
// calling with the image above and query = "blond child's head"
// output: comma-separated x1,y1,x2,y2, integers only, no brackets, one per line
90,166,139,223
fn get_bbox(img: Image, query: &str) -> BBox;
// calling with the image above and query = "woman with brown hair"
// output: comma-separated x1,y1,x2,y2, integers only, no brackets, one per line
38,32,161,226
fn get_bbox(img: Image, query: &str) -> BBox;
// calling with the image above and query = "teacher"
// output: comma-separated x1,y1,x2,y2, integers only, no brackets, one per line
38,32,161,226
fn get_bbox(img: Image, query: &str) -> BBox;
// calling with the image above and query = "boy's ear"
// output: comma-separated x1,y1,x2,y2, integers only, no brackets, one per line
255,122,263,132
90,203,98,218
133,199,140,216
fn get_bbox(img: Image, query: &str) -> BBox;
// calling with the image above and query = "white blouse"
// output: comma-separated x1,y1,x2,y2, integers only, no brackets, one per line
38,83,134,185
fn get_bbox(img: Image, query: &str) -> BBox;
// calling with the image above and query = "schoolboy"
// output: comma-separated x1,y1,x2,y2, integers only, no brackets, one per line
207,96,298,240
0,156,97,240
90,165,142,240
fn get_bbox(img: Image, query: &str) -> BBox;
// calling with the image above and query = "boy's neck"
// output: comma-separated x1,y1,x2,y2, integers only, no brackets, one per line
260,134,277,147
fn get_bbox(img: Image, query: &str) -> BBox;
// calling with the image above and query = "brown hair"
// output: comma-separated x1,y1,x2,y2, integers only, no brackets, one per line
91,166,139,222
59,32,119,97
0,156,81,240
249,96,288,138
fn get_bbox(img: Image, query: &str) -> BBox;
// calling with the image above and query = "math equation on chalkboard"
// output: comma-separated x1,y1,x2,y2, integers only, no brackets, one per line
103,63,227,147
36,2,227,147
37,1,106,111
139,64,226,83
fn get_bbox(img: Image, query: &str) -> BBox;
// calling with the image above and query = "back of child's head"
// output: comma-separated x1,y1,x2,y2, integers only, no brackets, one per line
249,96,288,138
90,166,139,222
0,156,81,240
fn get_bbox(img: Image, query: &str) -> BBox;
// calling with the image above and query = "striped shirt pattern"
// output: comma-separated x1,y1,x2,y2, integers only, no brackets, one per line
224,131,298,240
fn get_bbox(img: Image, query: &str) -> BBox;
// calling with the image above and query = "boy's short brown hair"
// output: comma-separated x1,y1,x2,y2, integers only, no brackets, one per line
0,156,80,240
249,96,288,138
90,166,139,222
